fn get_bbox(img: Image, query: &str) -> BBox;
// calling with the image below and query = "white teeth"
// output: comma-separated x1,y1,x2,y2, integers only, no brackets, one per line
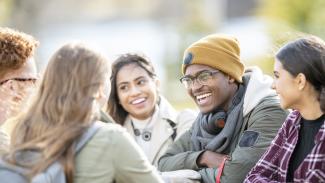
131,98,145,104
196,93,212,100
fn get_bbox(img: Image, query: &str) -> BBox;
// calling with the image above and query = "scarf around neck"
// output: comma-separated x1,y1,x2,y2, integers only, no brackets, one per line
191,83,246,153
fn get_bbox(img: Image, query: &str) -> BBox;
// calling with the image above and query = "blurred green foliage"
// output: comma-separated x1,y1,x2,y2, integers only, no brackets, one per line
246,56,275,76
167,1,215,79
163,1,215,107
252,0,325,76
0,0,12,24
259,0,325,40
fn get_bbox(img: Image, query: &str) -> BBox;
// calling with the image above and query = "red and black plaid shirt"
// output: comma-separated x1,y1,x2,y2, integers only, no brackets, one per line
245,110,325,183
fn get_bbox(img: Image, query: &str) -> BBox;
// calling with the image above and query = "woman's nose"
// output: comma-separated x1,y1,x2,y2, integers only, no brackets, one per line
129,86,142,96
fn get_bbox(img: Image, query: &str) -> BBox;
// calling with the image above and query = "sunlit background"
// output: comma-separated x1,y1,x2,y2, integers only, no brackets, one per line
1,0,325,109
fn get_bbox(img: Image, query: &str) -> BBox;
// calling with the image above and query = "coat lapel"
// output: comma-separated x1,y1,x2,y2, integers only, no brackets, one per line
123,117,135,137
148,116,174,163
122,96,179,164
148,97,179,164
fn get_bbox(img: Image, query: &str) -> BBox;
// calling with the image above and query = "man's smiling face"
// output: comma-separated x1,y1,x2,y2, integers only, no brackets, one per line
184,64,235,114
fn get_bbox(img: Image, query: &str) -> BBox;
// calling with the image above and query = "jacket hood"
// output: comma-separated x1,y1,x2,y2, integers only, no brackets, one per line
242,66,277,116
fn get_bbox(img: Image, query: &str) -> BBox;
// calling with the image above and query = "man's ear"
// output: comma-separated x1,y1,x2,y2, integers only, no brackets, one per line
228,75,236,84
296,73,307,91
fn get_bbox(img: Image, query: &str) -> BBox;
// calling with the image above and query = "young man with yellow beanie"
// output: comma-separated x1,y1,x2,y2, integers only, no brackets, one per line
158,34,288,183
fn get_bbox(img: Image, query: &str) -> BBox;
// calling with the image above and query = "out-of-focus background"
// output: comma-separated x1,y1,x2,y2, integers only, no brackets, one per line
1,0,324,109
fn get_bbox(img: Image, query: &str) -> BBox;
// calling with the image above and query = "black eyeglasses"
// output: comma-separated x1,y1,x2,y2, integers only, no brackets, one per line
0,78,37,86
180,70,220,89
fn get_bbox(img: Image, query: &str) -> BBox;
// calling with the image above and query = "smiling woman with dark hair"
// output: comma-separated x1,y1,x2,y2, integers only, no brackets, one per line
107,53,196,166
245,35,325,182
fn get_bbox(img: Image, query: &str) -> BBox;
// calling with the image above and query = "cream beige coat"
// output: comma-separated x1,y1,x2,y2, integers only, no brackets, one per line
123,97,196,166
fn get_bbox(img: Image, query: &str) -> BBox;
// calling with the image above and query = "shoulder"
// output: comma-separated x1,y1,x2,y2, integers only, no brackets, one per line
91,122,129,145
285,110,301,124
158,96,177,120
243,67,279,116
248,95,287,119
159,96,197,124
281,110,301,130
176,109,197,123
0,128,9,141
96,122,126,135
244,95,288,130
0,128,9,155
253,95,281,113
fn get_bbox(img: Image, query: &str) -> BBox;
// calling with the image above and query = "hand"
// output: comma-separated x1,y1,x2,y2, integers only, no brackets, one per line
161,169,201,183
197,150,229,168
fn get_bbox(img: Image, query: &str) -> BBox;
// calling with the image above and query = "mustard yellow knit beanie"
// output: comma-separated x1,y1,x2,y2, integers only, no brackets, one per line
182,34,244,83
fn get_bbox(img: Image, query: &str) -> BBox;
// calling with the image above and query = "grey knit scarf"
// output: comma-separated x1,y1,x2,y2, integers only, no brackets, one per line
191,84,246,153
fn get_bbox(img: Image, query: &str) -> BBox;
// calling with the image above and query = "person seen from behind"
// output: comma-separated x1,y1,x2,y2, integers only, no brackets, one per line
2,43,163,183
0,27,38,155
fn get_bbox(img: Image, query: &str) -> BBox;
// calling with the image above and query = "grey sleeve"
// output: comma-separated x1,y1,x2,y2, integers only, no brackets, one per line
199,168,217,183
221,97,288,183
158,129,204,171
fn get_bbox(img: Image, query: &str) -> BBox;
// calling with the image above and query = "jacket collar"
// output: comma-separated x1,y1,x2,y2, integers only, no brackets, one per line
158,96,178,124
123,96,177,164
316,121,325,142
242,66,277,117
292,110,325,142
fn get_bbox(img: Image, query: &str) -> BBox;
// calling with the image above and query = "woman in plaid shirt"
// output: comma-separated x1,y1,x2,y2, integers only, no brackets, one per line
245,36,325,183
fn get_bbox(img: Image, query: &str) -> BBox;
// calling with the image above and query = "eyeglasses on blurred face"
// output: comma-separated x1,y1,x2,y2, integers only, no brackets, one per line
0,78,37,86
180,70,220,89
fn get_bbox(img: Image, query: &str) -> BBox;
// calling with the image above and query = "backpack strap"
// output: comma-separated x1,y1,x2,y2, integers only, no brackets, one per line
75,121,104,153
0,121,104,183
166,119,177,141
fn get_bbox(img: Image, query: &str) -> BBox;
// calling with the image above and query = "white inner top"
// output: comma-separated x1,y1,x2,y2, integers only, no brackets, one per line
130,104,159,158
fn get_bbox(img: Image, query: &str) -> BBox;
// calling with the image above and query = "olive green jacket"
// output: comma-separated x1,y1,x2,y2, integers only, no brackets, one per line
158,67,289,183
75,121,164,183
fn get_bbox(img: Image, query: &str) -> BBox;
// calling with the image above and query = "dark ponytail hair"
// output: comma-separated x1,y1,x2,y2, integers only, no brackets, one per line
276,36,325,112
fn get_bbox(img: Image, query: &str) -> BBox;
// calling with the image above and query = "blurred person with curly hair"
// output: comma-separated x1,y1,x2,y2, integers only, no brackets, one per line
0,27,38,155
